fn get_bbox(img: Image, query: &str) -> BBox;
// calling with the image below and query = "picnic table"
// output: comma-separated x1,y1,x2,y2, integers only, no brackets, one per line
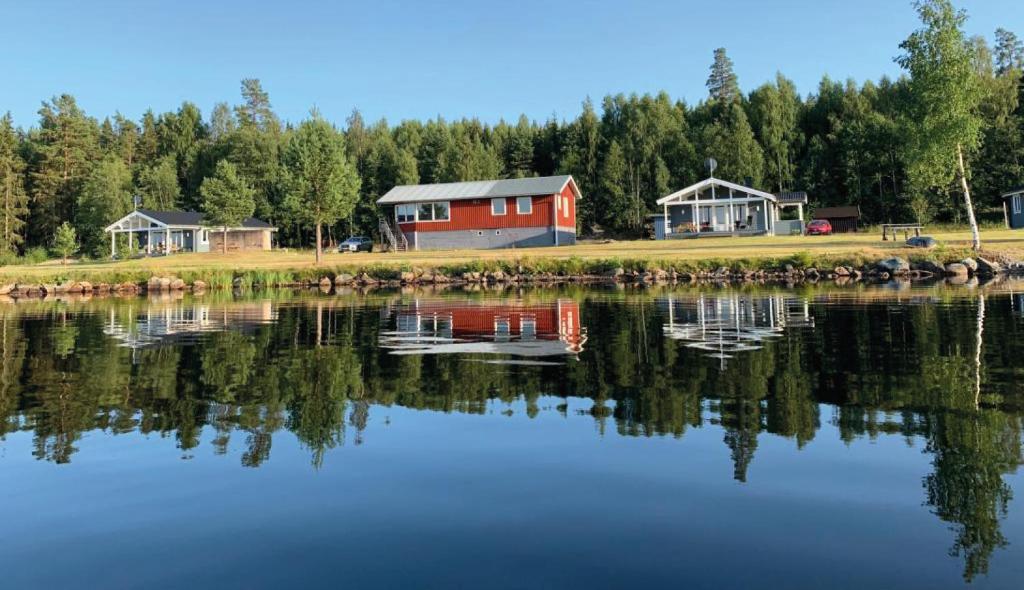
881,223,924,241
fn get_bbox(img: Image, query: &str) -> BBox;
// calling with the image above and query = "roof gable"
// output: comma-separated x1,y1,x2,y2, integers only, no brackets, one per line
377,175,580,204
657,178,777,205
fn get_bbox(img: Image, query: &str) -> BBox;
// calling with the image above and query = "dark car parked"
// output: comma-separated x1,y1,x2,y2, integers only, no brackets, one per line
338,236,373,252
805,219,833,235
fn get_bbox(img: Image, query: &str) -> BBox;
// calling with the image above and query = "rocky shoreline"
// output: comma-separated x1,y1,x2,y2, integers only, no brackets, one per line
2,255,1022,299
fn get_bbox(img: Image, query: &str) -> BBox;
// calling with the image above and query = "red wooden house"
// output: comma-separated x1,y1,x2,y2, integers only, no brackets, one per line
376,175,581,250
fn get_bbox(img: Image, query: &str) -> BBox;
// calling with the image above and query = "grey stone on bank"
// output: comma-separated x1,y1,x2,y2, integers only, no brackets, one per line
975,257,1002,276
876,257,910,274
960,258,978,273
912,259,945,275
944,262,969,278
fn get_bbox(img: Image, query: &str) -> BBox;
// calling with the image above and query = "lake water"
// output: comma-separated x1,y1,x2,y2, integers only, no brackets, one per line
1,283,1023,589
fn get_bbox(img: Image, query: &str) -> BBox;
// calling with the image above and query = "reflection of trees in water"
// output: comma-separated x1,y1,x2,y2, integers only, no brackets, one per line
0,293,1022,578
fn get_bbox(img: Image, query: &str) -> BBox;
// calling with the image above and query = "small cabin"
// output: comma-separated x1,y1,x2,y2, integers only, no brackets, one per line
1003,187,1024,229
105,209,276,256
655,177,806,238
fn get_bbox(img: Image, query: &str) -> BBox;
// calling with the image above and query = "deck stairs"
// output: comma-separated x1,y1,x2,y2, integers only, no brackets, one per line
379,217,409,252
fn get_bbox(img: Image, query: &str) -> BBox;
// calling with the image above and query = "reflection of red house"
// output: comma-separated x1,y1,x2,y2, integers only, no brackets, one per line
381,299,585,357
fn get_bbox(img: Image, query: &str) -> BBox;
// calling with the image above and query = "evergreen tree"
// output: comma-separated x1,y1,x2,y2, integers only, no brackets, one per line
707,47,740,103
749,74,802,192
282,115,361,264
994,28,1024,75
77,155,133,255
0,114,29,254
560,98,601,229
200,160,255,253
51,221,77,264
138,155,181,210
29,94,98,244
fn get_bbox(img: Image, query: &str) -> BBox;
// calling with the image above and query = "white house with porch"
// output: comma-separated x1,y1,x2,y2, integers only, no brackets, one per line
653,177,806,239
104,209,276,257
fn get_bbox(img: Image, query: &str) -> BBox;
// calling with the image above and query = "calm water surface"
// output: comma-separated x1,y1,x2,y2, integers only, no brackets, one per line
2,283,1024,589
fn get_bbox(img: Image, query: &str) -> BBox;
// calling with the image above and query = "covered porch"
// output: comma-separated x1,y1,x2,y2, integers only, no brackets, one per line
654,178,804,239
104,211,206,258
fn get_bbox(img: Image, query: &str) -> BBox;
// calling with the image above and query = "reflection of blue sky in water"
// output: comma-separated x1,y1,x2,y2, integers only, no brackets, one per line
661,293,814,366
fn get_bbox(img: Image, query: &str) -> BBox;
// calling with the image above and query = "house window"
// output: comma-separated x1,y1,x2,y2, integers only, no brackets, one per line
397,204,416,223
516,196,532,214
495,318,511,342
563,196,569,215
431,201,450,221
491,198,506,215
1014,195,1022,215
418,203,435,221
521,317,536,341
201,230,208,242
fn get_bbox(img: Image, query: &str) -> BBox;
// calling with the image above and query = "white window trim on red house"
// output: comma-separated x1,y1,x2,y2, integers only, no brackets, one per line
491,198,507,216
516,196,532,214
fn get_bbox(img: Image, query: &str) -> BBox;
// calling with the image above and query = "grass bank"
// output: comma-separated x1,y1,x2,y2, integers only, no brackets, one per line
2,227,1022,287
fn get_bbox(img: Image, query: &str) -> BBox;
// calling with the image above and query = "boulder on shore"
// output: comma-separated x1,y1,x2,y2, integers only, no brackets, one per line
912,259,945,275
961,258,978,273
944,262,969,278
975,257,1002,276
192,280,207,291
876,257,910,274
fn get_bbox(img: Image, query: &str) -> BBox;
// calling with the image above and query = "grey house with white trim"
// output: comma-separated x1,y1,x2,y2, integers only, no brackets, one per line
104,209,276,256
653,177,806,239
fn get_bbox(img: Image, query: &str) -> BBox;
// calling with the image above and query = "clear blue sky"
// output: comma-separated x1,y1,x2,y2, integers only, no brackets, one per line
3,0,1021,128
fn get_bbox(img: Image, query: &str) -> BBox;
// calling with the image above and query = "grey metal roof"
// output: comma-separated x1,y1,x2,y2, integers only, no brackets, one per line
138,209,274,229
377,175,579,204
775,191,808,204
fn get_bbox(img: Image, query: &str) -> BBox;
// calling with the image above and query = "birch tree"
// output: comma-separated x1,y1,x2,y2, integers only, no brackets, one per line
897,0,984,250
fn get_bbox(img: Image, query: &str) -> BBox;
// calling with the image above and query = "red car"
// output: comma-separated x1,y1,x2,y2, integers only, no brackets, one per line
805,219,832,235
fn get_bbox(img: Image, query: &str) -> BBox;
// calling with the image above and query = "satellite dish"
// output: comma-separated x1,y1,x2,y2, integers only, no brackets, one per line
705,158,718,177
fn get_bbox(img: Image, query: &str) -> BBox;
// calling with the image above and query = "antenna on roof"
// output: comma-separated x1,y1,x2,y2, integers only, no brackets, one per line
133,194,142,210
705,158,717,178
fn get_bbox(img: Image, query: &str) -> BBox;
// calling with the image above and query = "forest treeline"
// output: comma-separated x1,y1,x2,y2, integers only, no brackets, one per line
0,4,1022,258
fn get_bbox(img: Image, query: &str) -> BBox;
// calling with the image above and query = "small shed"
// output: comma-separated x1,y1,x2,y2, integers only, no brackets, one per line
1002,186,1024,229
811,206,860,233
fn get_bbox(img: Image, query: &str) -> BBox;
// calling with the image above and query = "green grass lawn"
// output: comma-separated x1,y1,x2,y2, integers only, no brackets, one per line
3,226,1022,282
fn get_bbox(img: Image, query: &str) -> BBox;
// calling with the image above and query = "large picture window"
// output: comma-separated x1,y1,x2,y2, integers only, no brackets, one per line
418,203,435,221
491,198,506,215
399,201,450,223
516,196,532,214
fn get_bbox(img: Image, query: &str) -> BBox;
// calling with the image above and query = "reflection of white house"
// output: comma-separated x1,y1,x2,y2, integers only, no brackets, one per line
103,301,277,351
654,177,807,238
660,293,813,366
104,209,276,256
